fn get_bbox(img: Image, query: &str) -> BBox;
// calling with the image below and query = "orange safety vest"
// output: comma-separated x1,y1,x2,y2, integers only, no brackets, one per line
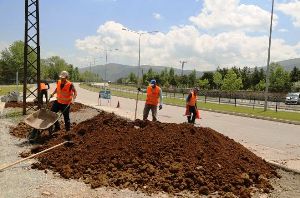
40,83,46,90
56,80,73,104
188,91,197,106
146,85,161,106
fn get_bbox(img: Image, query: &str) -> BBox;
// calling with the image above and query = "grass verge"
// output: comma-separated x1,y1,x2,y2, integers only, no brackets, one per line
0,85,21,96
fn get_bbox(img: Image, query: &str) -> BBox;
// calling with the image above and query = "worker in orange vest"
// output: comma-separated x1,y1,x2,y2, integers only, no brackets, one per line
138,79,163,121
186,87,199,124
50,71,77,133
39,80,50,104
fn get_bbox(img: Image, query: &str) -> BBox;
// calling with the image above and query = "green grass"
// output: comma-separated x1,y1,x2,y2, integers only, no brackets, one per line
0,85,22,96
80,84,300,122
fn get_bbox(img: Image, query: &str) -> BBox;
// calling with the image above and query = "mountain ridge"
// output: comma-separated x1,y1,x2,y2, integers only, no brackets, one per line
79,58,300,81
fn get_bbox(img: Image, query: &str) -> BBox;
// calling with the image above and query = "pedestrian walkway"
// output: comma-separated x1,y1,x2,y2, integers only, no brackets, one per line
73,83,300,172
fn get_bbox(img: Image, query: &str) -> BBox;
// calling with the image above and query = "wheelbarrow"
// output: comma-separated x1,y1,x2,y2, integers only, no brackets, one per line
24,98,71,142
24,108,60,130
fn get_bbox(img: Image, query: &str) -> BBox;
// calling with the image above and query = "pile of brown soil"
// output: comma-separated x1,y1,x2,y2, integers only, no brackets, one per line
30,111,277,197
10,122,32,138
5,101,86,112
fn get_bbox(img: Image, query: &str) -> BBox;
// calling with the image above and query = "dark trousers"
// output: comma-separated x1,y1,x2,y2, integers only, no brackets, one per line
143,104,158,121
51,100,71,131
40,89,48,104
187,105,196,124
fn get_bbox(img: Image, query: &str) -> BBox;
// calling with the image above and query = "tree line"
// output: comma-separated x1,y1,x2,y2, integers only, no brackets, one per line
0,40,101,84
119,64,300,93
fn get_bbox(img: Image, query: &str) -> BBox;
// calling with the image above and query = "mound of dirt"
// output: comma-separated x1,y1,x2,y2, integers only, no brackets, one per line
5,101,86,112
10,122,32,138
31,111,277,197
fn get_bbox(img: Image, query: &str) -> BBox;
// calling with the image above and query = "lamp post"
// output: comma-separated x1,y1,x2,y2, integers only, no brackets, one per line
122,28,159,120
264,0,274,111
180,60,187,76
95,47,118,82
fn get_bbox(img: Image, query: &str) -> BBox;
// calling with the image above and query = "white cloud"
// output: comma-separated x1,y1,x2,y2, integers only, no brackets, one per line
278,28,288,32
0,41,8,58
276,0,300,27
153,13,162,20
75,21,300,71
0,41,8,52
189,0,277,32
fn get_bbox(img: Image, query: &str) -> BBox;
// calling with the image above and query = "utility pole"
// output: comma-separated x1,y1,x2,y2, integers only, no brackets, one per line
180,61,187,76
264,0,274,111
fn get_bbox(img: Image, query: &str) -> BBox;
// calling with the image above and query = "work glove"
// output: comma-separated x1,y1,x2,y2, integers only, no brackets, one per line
137,87,141,92
159,105,162,110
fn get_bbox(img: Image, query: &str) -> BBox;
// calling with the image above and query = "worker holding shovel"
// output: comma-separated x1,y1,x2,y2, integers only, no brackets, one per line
138,79,163,121
185,87,200,124
50,71,77,133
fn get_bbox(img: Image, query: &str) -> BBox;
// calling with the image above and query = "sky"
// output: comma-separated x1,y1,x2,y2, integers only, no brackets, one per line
0,0,300,71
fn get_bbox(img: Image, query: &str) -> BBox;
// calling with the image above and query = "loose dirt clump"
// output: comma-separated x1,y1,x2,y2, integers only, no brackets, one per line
31,112,278,197
5,101,87,112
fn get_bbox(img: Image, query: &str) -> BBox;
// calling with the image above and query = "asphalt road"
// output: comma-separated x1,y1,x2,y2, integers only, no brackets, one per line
47,83,300,172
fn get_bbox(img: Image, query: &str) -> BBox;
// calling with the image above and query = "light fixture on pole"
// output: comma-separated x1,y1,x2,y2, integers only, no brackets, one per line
122,28,159,120
264,0,274,111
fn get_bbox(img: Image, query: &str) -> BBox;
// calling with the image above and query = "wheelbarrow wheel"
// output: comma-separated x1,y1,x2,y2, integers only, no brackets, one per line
28,129,40,143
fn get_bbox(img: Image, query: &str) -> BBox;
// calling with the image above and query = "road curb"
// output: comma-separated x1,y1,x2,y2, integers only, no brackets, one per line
267,160,300,175
200,108,300,125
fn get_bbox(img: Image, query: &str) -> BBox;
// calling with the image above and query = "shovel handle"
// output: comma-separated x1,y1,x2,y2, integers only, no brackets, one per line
0,141,68,172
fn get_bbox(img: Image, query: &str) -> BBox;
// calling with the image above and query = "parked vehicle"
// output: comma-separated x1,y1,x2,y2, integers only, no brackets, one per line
285,92,300,105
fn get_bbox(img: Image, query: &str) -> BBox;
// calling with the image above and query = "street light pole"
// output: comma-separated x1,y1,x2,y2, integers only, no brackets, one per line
264,0,274,111
180,61,187,76
105,50,107,82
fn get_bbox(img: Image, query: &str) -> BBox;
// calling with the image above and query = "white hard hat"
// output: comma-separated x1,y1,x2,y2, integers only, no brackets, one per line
59,71,69,78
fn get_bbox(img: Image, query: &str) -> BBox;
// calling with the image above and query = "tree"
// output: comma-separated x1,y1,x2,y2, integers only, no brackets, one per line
290,66,300,82
213,71,222,90
168,68,177,87
159,68,169,87
269,63,291,92
180,75,189,88
198,79,210,90
255,80,265,91
291,81,300,92
0,40,36,84
240,66,251,90
201,72,214,89
128,72,137,83
221,69,243,92
188,70,197,87
216,67,228,78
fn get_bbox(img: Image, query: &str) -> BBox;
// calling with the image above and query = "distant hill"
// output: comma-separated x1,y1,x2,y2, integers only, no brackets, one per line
79,58,300,81
274,58,300,71
79,63,203,82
